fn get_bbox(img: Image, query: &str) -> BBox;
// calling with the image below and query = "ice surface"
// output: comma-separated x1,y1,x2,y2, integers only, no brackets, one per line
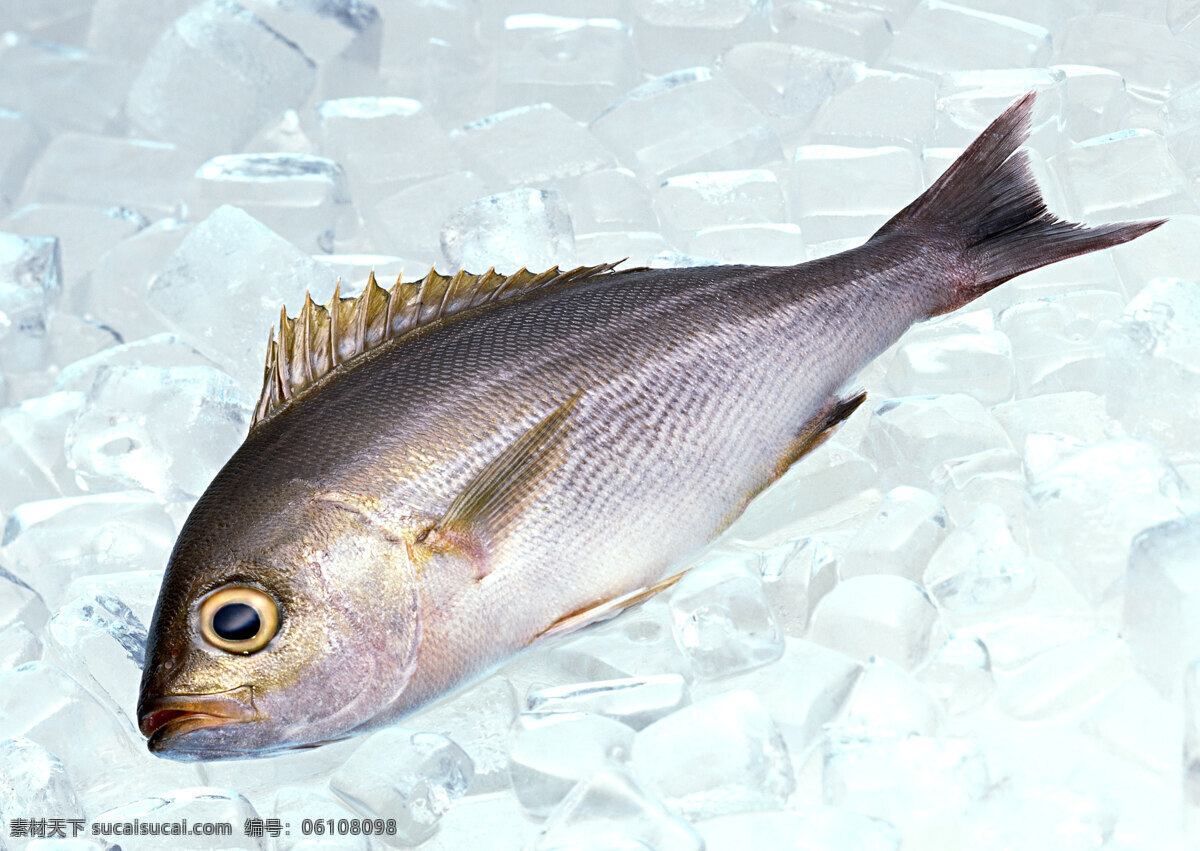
533,770,703,851
526,675,690,732
632,691,794,818
1122,514,1200,700
840,486,948,582
590,68,781,181
127,0,316,156
923,503,1035,614
146,205,339,391
1027,438,1193,603
454,104,616,187
440,188,576,273
191,154,354,253
507,710,634,817
329,729,473,845
808,576,942,671
65,364,251,501
668,554,784,678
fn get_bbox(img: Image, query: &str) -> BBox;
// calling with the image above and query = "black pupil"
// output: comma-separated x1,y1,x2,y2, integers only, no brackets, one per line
212,603,261,641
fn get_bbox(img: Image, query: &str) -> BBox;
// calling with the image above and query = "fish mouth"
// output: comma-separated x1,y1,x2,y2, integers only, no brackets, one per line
139,686,257,747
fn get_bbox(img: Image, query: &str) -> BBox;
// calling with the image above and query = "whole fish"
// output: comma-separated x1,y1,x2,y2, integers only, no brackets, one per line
138,93,1163,760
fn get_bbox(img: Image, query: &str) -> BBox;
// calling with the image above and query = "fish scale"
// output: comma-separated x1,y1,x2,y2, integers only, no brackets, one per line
137,92,1165,759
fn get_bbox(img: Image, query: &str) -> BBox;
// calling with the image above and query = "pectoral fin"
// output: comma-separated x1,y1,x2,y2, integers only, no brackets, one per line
416,392,582,579
774,390,867,478
537,571,688,643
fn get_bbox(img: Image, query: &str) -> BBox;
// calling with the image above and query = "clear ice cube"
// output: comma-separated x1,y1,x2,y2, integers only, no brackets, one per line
1061,129,1198,221
789,144,923,243
0,737,82,842
669,554,784,679
770,1,893,61
590,67,781,181
534,770,703,851
64,364,251,502
884,326,1015,405
0,622,41,669
440,188,576,274
0,110,42,215
507,711,634,818
996,632,1132,721
917,629,995,715
0,390,83,514
1027,438,1193,603
807,576,942,671
808,70,937,150
146,205,340,392
126,0,317,156
1122,514,1200,699
549,601,689,682
884,2,1051,74
269,786,370,851
923,503,1035,614
368,171,489,267
655,169,785,241
757,536,838,636
93,788,261,849
564,167,658,235
837,656,941,738
840,486,949,582
526,674,690,731
0,231,61,378
631,690,794,819
329,728,474,845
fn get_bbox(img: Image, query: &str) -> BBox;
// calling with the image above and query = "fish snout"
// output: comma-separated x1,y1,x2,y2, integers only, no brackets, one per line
138,685,258,749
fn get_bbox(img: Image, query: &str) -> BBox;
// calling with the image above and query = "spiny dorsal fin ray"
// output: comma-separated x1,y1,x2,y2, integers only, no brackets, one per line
252,261,622,428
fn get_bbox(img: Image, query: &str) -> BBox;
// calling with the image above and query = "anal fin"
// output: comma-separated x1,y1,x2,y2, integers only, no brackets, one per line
536,571,688,643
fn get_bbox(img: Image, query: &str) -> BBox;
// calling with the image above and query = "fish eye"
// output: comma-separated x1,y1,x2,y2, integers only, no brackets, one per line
199,586,279,654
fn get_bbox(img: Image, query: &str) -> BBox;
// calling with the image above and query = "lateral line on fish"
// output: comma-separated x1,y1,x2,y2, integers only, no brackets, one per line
252,262,622,429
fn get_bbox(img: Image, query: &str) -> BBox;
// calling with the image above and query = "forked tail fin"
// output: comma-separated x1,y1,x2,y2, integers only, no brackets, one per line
871,91,1166,316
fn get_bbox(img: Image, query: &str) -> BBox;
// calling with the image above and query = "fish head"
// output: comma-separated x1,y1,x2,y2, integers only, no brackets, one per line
137,479,422,760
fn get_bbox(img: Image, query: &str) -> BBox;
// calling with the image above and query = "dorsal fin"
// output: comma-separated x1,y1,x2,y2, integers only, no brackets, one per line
251,262,621,428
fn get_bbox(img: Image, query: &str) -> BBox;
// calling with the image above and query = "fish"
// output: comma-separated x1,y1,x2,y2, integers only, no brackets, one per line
137,92,1164,760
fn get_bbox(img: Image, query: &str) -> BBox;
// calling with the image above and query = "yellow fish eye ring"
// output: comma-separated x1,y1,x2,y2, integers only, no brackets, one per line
199,586,280,654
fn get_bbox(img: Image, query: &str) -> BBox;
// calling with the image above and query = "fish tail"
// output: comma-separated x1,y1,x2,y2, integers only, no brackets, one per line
871,91,1166,316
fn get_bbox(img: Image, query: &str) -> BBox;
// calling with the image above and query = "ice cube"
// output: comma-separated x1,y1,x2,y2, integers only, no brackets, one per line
191,153,354,253
495,14,638,121
885,2,1051,74
0,737,82,843
991,391,1120,453
146,205,340,392
840,486,948,582
86,0,195,63
929,448,1027,536
862,394,1014,487
1,491,176,608
770,1,893,61
93,788,261,849
269,786,369,851
967,780,1118,851
655,169,785,240
789,144,923,244
0,390,83,514
575,232,671,267
698,807,901,851
564,168,658,235
757,536,838,635
70,219,190,339
669,554,784,678
549,601,689,682
19,134,191,219
453,104,616,188
47,591,147,728
315,97,465,208
0,33,134,134
808,576,943,671
996,632,1132,720
0,110,41,215
1106,278,1200,463
590,68,781,181
1122,514,1200,699
917,629,995,715
838,656,941,738
884,325,1015,404
1187,659,1200,815
440,188,576,274
430,792,538,850
526,675,690,731
1,204,146,295
0,231,61,378
934,69,1068,151
0,622,41,669
0,565,48,632
65,364,251,502
507,711,634,818
823,733,989,834
716,42,861,143
406,676,518,796
1027,438,1193,603
1058,13,1198,98
55,334,215,394
1083,675,1180,777
631,1,771,75
329,729,473,845
809,70,937,150
972,612,1100,672
923,503,1035,614
688,222,806,264
127,0,317,156
367,171,489,266
1063,129,1198,221
533,770,703,851
632,691,794,818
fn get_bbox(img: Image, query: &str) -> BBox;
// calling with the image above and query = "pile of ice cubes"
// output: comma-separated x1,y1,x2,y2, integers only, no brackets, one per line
0,0,1198,848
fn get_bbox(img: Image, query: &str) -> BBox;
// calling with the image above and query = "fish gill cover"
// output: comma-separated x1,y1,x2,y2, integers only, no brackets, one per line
0,0,1198,849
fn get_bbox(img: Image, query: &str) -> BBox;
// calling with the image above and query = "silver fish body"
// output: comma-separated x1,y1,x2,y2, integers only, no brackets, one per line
137,93,1163,759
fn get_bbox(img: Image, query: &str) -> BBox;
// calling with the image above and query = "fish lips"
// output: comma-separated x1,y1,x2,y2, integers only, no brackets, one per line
139,685,258,758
